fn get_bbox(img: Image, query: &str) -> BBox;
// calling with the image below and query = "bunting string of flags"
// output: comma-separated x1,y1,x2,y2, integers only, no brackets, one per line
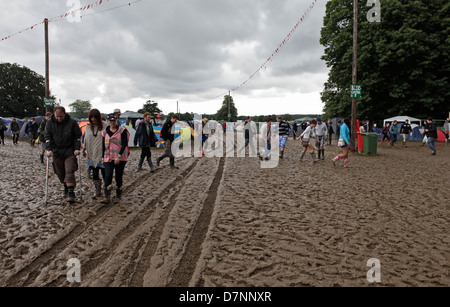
1,0,144,42
201,0,318,102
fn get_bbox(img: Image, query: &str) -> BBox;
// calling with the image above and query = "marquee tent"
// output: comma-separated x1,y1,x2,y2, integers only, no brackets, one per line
383,116,422,127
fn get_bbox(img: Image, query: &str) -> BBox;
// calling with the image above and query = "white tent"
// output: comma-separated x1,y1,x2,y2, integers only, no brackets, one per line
383,116,422,127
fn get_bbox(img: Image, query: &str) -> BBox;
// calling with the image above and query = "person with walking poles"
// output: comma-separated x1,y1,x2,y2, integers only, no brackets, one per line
156,115,179,168
10,119,20,145
314,117,328,160
277,116,290,159
101,113,130,204
44,106,82,203
389,120,400,148
424,117,438,155
332,118,351,168
400,119,413,148
39,112,52,164
134,112,158,172
82,109,108,200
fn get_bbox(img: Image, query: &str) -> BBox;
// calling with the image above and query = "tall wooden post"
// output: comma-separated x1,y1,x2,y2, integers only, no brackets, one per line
44,18,51,113
351,0,358,152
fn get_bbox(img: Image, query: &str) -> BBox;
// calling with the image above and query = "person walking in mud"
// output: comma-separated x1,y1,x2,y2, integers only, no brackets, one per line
332,118,351,168
277,116,290,159
327,119,334,146
297,119,319,162
101,113,130,204
259,116,273,160
400,119,412,148
26,118,39,146
83,109,108,200
10,119,20,145
134,112,158,172
45,106,82,203
156,115,179,169
389,120,400,148
314,117,328,160
0,118,6,145
239,116,257,156
424,117,438,155
380,122,390,146
292,121,298,140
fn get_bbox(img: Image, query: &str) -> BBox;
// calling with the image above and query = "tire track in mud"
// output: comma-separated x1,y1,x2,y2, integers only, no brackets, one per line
74,158,201,287
6,158,195,287
127,158,207,287
167,157,225,287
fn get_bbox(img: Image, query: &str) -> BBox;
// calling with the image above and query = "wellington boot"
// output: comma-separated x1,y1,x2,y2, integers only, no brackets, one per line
100,188,111,205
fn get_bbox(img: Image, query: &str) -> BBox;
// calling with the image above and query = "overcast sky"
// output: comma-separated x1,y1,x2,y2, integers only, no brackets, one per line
0,0,329,117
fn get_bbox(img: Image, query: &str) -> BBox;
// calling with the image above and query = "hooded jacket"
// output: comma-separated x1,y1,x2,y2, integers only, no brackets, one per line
44,113,82,158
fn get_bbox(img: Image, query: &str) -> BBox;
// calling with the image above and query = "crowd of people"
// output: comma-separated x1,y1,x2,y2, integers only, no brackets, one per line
1,110,447,204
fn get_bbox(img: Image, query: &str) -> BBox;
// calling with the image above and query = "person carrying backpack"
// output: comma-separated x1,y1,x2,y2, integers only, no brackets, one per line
156,115,179,168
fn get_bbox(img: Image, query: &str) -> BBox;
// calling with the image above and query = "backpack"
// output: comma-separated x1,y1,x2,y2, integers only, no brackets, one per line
0,122,6,131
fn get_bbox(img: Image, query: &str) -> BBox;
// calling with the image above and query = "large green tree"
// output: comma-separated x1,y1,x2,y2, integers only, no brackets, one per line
215,95,238,122
321,0,449,121
0,63,46,118
69,99,92,119
138,100,163,117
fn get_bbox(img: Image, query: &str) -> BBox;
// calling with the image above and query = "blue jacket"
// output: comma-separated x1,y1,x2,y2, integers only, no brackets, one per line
134,121,157,147
340,123,350,143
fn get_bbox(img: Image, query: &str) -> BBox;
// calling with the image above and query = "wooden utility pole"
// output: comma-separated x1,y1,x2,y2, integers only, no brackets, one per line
350,0,358,152
228,91,231,121
44,18,51,113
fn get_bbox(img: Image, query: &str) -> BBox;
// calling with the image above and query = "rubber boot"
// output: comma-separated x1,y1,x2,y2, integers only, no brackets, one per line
116,188,122,199
147,158,155,172
321,149,325,160
138,157,144,171
67,187,76,203
64,184,69,197
317,150,321,160
40,155,44,164
300,152,305,161
332,155,341,166
101,187,111,205
170,157,178,169
310,151,316,162
156,156,162,167
344,158,349,168
93,180,102,199
280,150,284,159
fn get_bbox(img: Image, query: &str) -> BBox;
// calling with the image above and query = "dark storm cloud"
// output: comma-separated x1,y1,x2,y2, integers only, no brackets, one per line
0,0,329,114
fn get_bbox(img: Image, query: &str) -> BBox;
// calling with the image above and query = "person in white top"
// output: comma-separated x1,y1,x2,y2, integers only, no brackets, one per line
259,116,273,160
314,117,328,160
297,119,319,162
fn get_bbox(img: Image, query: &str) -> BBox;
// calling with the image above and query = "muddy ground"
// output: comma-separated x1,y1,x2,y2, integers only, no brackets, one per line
0,136,448,287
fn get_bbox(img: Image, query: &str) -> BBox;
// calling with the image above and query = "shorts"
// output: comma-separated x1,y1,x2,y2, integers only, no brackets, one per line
52,155,78,185
279,136,288,148
315,135,325,148
340,142,348,149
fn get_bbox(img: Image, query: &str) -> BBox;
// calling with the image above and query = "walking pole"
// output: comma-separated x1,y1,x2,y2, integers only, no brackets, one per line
78,154,83,202
45,155,49,205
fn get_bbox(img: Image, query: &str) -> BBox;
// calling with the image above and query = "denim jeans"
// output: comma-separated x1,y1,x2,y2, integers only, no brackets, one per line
427,137,436,152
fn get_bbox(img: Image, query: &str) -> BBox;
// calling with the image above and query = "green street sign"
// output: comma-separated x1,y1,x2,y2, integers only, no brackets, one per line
44,97,55,108
351,84,362,98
